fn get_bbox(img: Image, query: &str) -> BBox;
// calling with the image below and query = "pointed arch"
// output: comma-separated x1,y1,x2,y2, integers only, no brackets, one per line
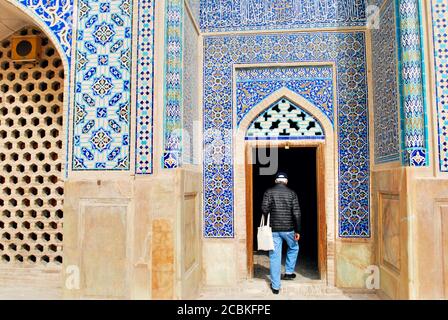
233,87,337,286
3,0,71,176
245,98,325,140
236,87,333,141
5,0,71,66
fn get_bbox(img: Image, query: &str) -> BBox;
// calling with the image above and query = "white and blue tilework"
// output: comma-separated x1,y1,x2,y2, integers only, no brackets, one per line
203,32,370,238
371,0,401,164
136,0,155,174
200,0,367,32
236,66,334,125
431,0,448,172
15,0,73,61
163,0,183,169
72,0,133,170
245,98,325,140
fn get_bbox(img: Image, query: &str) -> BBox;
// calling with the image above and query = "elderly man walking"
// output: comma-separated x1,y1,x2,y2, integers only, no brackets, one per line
261,172,302,294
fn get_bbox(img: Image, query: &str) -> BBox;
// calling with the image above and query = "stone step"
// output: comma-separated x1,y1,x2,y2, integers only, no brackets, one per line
199,281,379,300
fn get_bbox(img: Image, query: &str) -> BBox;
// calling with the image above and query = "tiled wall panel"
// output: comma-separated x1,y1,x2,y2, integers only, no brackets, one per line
14,0,73,61
371,0,401,164
72,0,133,171
431,0,448,171
163,0,183,169
135,0,155,174
245,98,325,140
182,8,200,165
397,0,427,166
203,32,370,238
199,0,367,32
236,66,334,125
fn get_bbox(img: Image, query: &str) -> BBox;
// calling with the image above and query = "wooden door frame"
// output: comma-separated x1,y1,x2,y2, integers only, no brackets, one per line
245,141,327,281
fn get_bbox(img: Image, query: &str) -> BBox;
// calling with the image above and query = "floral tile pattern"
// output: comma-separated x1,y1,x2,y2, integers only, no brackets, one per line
236,66,334,125
199,0,367,32
136,0,155,174
245,98,325,140
72,0,133,170
15,0,73,61
203,32,370,238
371,0,401,164
431,0,448,171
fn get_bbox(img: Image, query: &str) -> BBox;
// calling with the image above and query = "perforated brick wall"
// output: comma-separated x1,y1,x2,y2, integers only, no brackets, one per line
0,27,64,267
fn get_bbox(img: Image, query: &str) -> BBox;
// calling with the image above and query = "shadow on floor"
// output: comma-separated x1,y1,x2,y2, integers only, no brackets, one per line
253,251,320,283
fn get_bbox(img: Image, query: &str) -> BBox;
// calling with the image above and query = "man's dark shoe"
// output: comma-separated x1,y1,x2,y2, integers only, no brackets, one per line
282,273,297,280
271,285,280,294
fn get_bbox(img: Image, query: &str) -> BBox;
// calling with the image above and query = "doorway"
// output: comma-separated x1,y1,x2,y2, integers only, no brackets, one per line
249,146,322,282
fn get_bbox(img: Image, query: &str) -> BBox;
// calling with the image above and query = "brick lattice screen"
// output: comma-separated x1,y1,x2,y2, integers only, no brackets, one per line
0,27,64,267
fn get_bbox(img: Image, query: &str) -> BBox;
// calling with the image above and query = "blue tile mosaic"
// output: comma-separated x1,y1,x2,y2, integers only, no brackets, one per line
14,0,73,61
199,0,367,32
245,98,325,140
236,66,334,125
163,0,183,169
203,32,370,238
72,0,133,171
136,0,155,174
371,0,401,164
182,9,200,165
431,0,448,172
397,0,427,166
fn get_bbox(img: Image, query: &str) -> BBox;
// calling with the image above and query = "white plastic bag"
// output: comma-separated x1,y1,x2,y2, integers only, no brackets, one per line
257,214,274,251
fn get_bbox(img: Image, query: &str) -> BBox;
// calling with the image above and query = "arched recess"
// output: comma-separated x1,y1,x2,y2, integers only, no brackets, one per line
233,87,337,286
3,0,71,173
0,0,69,297
4,0,71,63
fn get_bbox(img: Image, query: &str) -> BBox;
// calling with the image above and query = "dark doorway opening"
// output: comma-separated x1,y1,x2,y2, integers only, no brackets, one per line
252,146,320,281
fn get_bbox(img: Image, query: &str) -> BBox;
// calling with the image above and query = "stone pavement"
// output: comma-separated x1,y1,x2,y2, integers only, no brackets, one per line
0,279,380,300
198,279,381,300
0,286,62,300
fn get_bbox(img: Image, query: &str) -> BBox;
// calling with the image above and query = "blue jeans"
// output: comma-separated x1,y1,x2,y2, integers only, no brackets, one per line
269,231,299,290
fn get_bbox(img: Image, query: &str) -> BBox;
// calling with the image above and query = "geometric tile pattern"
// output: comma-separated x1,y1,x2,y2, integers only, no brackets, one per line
431,0,448,171
203,32,370,238
14,0,73,61
246,98,325,140
236,66,334,125
0,27,64,267
397,0,427,166
199,0,367,32
182,10,200,165
136,0,155,174
163,0,184,169
72,0,133,170
371,0,401,164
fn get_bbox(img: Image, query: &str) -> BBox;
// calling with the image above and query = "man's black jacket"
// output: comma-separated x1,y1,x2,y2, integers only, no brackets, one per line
261,183,301,233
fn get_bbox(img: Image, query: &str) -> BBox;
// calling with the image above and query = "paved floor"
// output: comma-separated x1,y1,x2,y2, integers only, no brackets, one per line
0,283,379,300
0,267,62,300
254,251,320,282
0,254,380,300
198,280,380,300
199,252,379,300
0,286,62,300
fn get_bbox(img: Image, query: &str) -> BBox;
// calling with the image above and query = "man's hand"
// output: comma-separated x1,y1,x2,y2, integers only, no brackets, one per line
295,233,300,241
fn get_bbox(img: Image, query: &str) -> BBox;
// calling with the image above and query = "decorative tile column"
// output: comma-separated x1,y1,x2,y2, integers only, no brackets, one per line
13,0,73,61
162,0,184,169
203,32,370,238
396,0,428,166
71,0,134,171
431,0,448,172
136,0,156,174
